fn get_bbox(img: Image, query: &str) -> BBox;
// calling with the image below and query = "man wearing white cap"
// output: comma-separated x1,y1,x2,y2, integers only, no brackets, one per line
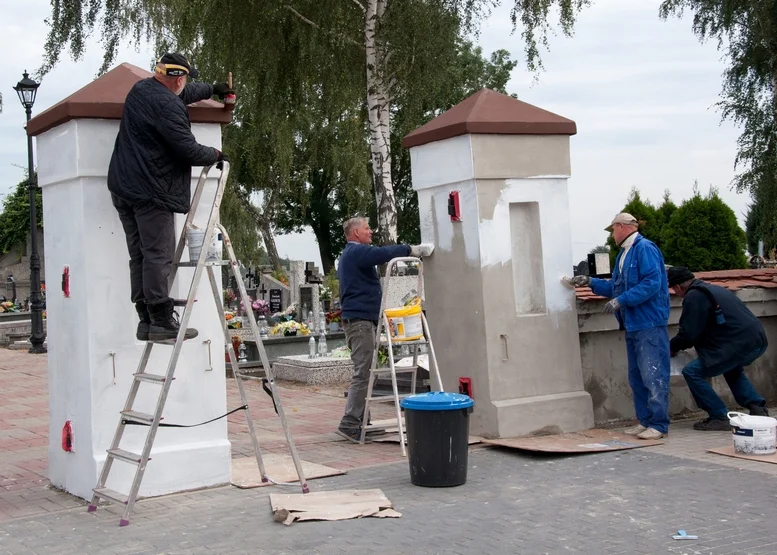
563,213,671,439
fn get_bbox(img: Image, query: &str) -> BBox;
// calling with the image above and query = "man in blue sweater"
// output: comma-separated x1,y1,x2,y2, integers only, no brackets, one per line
564,213,671,439
336,216,433,442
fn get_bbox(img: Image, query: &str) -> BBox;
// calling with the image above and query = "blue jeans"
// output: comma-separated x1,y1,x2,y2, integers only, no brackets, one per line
681,345,767,419
626,327,671,434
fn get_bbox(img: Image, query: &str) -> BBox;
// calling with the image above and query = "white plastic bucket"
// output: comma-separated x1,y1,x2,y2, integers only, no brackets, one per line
728,411,777,455
187,227,222,263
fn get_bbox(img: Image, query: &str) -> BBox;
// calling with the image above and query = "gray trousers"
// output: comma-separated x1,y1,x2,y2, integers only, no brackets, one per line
340,319,377,429
112,194,176,305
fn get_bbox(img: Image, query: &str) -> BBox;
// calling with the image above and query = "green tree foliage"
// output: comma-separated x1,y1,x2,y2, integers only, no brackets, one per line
662,189,748,271
393,41,518,244
218,179,266,268
658,1,777,249
589,245,609,254
39,0,593,246
744,191,777,257
0,176,42,255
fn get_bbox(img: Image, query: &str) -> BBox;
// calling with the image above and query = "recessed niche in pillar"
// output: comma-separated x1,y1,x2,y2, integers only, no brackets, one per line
509,201,546,315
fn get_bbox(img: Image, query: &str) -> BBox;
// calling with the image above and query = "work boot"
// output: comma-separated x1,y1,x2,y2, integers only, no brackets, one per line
748,403,769,417
147,299,198,342
693,417,730,431
135,301,151,341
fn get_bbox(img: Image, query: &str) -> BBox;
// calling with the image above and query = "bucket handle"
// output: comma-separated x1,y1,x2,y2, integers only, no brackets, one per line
727,411,747,420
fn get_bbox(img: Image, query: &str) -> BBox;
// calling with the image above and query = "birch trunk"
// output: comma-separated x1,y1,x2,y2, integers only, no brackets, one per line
365,0,398,244
235,185,283,271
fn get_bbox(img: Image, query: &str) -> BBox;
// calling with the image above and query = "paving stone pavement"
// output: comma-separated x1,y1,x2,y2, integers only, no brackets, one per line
3,447,777,554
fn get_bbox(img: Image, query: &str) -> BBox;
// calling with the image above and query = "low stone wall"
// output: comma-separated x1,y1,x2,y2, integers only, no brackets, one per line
273,355,353,385
0,314,48,347
577,288,777,425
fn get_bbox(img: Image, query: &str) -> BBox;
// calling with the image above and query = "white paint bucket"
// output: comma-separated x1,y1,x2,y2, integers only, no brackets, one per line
187,227,222,263
728,411,777,455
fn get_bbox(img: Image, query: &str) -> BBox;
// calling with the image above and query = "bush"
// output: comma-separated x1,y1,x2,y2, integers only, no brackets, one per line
662,189,748,271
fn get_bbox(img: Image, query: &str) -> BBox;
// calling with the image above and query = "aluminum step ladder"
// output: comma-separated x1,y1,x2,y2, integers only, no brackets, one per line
88,163,309,526
359,257,443,455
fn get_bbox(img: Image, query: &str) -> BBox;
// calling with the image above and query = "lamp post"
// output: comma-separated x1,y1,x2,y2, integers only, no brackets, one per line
14,71,46,354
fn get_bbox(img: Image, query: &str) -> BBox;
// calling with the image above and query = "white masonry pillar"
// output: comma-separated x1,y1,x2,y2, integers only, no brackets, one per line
30,63,232,499
404,89,595,438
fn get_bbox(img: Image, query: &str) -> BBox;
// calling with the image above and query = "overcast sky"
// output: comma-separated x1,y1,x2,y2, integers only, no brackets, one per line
1,0,748,267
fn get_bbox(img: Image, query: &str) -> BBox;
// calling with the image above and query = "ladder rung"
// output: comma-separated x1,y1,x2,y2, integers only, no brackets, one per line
379,338,427,346
175,261,229,267
371,367,418,374
121,410,156,425
367,393,415,403
93,487,128,505
107,448,145,465
173,299,194,307
134,373,168,384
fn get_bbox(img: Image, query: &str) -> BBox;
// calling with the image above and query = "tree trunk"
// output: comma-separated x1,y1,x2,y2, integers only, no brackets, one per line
365,0,398,245
234,184,283,271
260,219,282,272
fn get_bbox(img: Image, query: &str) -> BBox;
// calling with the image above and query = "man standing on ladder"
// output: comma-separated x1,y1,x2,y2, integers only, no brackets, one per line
108,53,233,342
336,216,433,443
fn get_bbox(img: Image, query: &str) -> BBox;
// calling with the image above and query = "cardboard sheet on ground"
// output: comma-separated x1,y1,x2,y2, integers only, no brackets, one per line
231,455,345,488
270,489,401,525
708,445,777,465
482,428,663,453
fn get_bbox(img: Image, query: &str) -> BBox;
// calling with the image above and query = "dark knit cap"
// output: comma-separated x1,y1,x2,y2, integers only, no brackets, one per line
667,266,695,287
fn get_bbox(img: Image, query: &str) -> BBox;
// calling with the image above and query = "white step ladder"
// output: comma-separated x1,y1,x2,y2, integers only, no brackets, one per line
359,257,443,455
88,163,309,526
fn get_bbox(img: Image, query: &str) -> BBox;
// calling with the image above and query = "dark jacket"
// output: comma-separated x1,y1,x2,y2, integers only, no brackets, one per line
590,234,670,332
108,78,219,213
338,242,411,321
670,279,767,370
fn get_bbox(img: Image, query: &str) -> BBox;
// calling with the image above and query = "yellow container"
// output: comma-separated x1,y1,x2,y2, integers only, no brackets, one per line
384,301,423,341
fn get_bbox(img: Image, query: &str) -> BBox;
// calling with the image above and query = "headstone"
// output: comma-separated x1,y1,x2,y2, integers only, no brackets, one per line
269,289,283,313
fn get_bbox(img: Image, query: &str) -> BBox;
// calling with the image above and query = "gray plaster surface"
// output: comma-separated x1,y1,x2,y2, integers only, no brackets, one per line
3,442,777,554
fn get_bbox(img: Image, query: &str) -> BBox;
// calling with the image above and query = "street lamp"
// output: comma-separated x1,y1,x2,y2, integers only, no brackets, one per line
14,71,46,354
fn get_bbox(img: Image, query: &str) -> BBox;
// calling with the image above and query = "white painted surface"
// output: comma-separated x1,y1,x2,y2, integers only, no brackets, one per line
38,118,229,500
409,135,474,191
479,178,576,313
416,180,480,265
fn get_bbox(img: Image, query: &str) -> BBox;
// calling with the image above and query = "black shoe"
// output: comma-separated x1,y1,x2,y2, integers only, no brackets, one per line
335,427,372,444
135,302,151,341
748,404,769,417
693,417,730,431
147,299,198,342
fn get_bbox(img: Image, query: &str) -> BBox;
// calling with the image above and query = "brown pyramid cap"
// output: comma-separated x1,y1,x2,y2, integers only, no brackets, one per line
27,63,231,137
402,88,576,148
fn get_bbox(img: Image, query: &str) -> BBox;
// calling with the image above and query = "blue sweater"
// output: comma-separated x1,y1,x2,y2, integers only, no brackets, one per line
590,234,670,332
338,242,411,321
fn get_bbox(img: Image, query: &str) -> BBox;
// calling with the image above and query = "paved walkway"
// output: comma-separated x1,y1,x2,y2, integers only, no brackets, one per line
3,447,777,554
4,350,777,553
0,350,400,522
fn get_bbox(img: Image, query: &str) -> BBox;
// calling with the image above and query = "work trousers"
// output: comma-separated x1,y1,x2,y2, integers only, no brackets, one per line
682,345,767,419
112,194,176,305
626,326,671,434
340,319,377,430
